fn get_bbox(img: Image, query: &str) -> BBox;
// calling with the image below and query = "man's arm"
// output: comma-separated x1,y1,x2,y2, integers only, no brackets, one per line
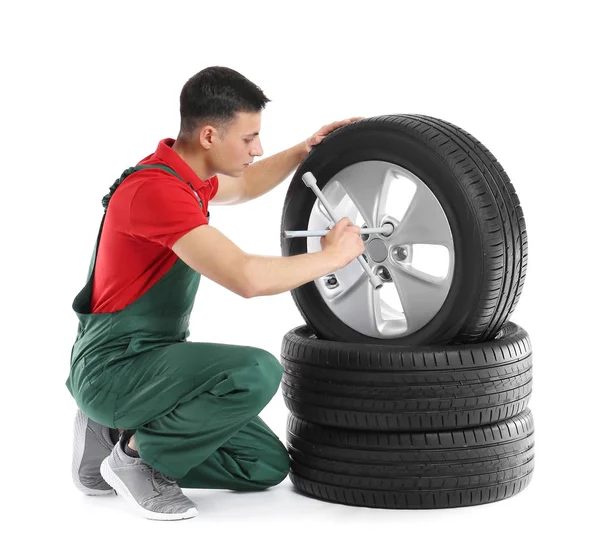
212,141,309,206
241,141,309,203
172,224,343,298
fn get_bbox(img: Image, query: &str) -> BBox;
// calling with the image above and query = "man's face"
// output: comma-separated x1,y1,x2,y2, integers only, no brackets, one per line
209,111,264,177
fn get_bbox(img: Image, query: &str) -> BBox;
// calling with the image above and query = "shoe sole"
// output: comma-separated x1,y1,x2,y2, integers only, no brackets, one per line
72,409,114,496
100,458,198,521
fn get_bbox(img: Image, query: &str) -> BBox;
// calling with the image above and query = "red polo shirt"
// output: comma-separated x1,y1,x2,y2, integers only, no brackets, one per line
90,138,219,313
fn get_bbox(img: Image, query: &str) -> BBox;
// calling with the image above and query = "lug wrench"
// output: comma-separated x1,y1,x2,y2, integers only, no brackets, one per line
283,224,393,238
301,172,383,290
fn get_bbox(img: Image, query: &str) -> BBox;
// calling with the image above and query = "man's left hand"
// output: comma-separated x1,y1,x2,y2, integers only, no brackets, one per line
304,117,365,153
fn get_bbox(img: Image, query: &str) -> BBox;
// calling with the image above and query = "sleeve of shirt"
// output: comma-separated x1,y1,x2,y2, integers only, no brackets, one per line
129,179,209,249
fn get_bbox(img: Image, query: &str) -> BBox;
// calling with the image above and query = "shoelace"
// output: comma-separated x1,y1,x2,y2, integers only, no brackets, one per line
150,467,178,492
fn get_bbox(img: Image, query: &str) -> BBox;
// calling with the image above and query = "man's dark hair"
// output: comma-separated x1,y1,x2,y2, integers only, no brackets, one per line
178,66,270,141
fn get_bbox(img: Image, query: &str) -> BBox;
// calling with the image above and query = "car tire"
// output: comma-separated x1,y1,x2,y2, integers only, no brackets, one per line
281,321,532,431
287,408,534,509
280,114,528,345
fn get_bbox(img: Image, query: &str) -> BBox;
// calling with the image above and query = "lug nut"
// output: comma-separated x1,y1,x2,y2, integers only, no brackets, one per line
392,247,408,262
325,274,339,289
361,224,369,242
381,221,394,236
375,266,391,282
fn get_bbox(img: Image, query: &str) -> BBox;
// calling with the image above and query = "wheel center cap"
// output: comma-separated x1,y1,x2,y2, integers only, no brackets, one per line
367,238,388,263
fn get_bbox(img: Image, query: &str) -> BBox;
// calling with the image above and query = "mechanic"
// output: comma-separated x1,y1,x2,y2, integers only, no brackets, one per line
66,66,365,521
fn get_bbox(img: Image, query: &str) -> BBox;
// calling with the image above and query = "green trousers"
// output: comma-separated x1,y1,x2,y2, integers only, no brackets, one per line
70,339,290,490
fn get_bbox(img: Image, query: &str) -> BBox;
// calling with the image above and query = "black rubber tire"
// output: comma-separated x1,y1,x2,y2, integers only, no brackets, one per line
280,114,528,345
281,322,532,431
287,409,534,509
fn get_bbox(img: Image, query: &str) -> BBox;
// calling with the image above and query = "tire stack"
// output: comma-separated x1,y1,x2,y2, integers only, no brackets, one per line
279,115,534,509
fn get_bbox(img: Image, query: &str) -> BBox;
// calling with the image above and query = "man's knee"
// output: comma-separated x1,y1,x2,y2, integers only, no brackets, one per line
248,348,284,403
253,444,291,490
269,446,291,487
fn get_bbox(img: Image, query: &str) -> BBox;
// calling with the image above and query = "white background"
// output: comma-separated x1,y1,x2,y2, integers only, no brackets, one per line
2,0,598,533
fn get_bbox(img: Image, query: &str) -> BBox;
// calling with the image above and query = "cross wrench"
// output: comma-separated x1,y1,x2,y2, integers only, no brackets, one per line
302,172,383,290
283,224,393,238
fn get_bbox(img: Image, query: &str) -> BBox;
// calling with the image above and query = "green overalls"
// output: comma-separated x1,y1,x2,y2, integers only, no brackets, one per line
65,165,290,490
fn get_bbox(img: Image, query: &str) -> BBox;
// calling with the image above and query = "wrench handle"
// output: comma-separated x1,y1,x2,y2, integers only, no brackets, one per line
303,172,341,221
357,254,383,289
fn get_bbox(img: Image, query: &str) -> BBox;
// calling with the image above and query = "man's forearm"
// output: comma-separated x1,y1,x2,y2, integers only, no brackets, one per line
242,141,310,202
243,250,342,297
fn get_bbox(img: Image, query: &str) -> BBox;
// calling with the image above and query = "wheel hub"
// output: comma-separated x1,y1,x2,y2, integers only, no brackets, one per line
366,238,388,263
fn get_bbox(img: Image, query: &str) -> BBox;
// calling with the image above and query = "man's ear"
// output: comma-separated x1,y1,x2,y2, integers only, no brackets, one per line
199,125,217,149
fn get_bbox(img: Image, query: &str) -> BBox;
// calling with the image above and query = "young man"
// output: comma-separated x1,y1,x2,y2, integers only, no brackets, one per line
66,66,365,521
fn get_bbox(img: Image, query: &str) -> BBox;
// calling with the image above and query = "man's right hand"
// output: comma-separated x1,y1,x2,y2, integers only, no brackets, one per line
320,217,365,269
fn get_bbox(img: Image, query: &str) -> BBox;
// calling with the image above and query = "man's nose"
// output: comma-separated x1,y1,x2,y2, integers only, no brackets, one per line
251,139,264,157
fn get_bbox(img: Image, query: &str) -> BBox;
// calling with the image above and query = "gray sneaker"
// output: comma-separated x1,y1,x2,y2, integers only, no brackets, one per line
72,408,116,495
100,435,198,521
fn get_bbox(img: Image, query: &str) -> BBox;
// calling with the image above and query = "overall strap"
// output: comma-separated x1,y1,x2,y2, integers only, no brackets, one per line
101,164,203,211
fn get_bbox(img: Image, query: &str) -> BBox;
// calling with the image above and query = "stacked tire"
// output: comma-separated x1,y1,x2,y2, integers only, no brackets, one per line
279,115,533,509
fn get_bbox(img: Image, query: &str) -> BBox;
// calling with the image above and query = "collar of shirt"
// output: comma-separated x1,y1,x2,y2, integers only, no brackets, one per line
154,138,216,192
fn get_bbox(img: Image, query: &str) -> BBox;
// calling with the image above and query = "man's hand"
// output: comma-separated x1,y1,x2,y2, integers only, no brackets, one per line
304,117,365,153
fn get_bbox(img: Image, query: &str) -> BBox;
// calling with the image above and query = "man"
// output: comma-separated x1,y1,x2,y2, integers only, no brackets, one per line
66,66,365,521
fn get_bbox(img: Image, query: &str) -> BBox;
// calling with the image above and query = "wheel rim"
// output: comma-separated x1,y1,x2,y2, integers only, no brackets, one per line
306,160,456,338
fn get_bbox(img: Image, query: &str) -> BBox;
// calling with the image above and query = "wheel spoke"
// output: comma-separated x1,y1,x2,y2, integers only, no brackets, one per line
328,267,380,334
389,262,451,333
334,161,393,228
395,181,453,247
